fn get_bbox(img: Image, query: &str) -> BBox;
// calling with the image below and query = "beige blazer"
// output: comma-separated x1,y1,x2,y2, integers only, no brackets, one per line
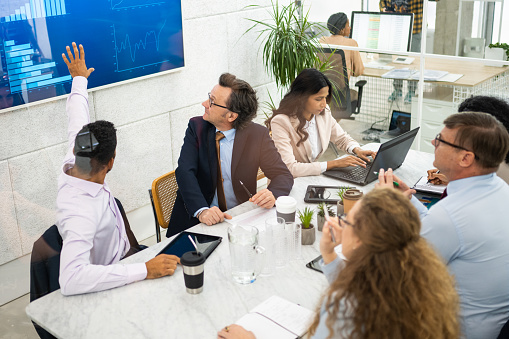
270,106,360,177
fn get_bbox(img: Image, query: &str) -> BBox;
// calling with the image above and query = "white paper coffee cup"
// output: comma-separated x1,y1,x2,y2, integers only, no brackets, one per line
276,196,297,222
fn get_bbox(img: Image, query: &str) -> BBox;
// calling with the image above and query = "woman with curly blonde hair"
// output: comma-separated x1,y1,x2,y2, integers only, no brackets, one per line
308,188,460,339
218,188,460,339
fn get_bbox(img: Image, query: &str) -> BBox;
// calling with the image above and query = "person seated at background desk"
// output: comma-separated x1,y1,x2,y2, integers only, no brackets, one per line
57,43,179,296
266,68,375,178
377,112,509,339
428,95,509,185
217,188,460,339
168,73,293,237
319,12,364,103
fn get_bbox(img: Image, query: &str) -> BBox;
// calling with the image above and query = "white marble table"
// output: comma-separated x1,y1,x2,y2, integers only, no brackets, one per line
26,148,435,339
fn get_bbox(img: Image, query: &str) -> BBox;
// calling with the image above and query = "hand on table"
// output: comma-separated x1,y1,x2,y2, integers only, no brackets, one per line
427,168,448,185
62,42,95,79
320,217,342,264
199,207,232,226
217,324,255,339
250,189,275,209
375,168,415,198
145,254,180,279
353,147,377,163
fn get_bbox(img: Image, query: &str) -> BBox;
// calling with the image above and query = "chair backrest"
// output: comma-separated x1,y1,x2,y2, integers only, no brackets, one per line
151,170,178,229
318,48,353,119
30,225,62,339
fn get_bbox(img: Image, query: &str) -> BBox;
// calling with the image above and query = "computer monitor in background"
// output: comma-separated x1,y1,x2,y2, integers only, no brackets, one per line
350,11,413,62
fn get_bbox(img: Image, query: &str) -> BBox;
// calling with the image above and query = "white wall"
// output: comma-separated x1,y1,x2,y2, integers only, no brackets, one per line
0,0,278,267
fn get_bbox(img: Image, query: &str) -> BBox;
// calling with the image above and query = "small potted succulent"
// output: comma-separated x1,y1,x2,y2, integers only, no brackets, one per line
316,202,336,232
298,207,315,245
336,186,352,215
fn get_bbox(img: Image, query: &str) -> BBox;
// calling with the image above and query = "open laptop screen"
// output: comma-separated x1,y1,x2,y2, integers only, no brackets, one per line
389,110,411,132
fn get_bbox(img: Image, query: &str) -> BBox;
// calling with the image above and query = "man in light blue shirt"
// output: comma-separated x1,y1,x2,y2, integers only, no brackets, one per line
378,112,509,339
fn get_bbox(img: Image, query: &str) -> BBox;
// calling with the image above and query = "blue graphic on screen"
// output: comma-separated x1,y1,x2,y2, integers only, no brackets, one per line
0,0,184,110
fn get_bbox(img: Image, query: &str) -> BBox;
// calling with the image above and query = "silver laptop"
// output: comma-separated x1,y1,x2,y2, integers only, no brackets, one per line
323,127,419,185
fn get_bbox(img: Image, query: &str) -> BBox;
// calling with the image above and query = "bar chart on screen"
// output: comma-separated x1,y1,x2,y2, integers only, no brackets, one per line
2,39,71,93
0,0,67,22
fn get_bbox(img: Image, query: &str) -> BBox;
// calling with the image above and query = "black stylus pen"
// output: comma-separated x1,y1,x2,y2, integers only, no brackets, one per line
239,180,253,199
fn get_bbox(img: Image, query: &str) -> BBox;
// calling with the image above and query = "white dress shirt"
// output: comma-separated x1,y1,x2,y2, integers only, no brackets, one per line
56,76,146,296
304,116,328,173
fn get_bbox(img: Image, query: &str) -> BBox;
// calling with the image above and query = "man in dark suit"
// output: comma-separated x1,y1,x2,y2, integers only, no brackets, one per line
167,73,293,237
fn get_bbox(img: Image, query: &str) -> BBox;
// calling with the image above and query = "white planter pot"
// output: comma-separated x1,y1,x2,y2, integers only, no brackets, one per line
484,47,507,67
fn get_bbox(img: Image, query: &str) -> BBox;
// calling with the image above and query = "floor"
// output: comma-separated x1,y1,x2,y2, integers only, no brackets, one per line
0,118,369,339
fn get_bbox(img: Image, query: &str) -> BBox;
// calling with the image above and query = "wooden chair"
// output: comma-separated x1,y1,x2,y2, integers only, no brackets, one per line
149,171,179,243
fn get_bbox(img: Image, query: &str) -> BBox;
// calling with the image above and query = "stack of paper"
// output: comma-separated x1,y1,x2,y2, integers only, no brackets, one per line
381,68,417,79
410,70,449,81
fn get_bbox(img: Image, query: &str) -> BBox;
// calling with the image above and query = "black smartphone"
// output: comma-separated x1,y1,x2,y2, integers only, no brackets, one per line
304,185,354,203
306,255,323,273
157,231,222,258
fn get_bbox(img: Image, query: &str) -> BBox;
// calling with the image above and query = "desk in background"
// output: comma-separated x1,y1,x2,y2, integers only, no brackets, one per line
347,54,508,153
26,148,435,339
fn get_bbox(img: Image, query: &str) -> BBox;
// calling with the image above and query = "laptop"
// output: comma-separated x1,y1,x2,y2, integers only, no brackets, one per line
387,110,411,136
323,127,420,185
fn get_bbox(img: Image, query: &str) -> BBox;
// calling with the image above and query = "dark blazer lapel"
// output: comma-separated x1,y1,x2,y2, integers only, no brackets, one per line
207,124,218,189
231,127,247,175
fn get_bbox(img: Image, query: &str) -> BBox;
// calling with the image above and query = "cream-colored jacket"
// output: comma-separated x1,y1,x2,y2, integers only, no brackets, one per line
270,106,360,178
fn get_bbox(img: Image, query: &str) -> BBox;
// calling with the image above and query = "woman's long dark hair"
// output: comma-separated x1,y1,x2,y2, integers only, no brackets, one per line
265,68,333,147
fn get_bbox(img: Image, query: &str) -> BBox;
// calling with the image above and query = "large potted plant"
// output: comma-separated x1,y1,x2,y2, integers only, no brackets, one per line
298,207,315,245
316,202,336,232
245,0,341,113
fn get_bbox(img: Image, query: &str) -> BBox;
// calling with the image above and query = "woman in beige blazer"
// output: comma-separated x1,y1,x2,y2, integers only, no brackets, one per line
267,69,375,178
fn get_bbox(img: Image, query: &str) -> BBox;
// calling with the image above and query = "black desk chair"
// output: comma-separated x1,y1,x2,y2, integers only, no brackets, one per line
318,48,367,120
30,225,62,339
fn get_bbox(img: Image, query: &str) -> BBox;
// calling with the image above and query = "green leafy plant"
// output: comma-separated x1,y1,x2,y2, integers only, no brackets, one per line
488,43,509,59
316,202,336,217
336,186,352,201
244,0,342,94
298,207,314,229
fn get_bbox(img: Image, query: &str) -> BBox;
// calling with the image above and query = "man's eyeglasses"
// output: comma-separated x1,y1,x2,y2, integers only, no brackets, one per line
339,214,355,229
208,93,229,110
434,133,478,159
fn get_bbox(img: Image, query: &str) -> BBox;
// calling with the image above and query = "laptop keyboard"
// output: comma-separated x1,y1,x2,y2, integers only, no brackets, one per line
338,166,370,181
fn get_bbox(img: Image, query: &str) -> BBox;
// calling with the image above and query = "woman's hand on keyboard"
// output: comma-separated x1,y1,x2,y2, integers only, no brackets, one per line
327,156,367,170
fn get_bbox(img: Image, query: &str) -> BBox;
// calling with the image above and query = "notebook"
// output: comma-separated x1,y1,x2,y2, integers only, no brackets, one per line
323,127,420,185
235,295,314,339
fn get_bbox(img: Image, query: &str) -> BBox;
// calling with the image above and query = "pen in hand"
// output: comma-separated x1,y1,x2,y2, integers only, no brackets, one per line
427,170,440,184
239,180,253,199
323,207,336,243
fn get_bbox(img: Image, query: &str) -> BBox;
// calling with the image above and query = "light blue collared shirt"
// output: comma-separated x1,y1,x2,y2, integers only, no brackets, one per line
194,128,239,217
411,173,509,339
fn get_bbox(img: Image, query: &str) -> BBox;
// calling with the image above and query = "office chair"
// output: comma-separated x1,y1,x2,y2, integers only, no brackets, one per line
318,48,367,120
30,225,62,339
149,170,179,243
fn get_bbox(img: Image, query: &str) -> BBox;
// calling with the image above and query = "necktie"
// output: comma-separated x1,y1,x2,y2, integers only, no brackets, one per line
440,188,448,200
215,131,227,211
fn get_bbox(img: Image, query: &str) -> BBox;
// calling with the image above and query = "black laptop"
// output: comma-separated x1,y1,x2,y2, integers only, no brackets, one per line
323,127,420,185
387,110,411,136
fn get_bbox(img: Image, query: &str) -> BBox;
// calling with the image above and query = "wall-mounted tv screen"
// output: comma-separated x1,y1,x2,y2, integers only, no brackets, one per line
0,0,184,111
